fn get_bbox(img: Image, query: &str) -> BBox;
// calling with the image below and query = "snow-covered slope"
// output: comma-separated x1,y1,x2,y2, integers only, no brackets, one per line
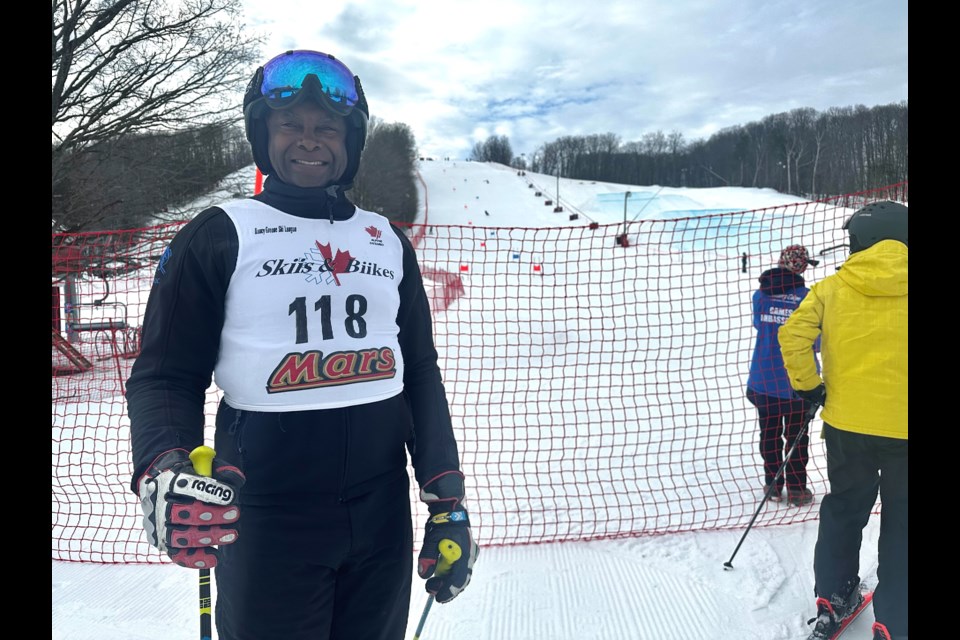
53,160,905,640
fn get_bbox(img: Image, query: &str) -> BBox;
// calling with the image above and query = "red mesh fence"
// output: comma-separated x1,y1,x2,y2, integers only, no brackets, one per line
52,182,906,564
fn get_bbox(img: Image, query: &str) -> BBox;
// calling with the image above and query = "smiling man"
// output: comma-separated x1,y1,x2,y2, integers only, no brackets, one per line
265,101,348,188
125,50,478,640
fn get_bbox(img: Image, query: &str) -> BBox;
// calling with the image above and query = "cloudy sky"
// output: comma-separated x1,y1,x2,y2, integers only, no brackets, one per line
241,0,908,160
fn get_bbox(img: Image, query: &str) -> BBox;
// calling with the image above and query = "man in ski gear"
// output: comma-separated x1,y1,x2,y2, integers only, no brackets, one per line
127,49,477,640
779,201,908,640
746,244,820,506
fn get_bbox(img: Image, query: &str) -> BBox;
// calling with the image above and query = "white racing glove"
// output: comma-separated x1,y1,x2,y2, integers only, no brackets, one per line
137,448,245,569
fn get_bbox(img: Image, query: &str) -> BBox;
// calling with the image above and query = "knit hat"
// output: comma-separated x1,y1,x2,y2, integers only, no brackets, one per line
778,245,819,274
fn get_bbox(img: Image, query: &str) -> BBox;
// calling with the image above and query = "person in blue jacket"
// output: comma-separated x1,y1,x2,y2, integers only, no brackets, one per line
126,49,478,640
746,245,820,506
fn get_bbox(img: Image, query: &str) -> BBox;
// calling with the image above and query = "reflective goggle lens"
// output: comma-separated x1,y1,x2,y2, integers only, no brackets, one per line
260,50,359,107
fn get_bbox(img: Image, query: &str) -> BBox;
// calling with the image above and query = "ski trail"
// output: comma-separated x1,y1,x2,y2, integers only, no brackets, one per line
409,542,727,640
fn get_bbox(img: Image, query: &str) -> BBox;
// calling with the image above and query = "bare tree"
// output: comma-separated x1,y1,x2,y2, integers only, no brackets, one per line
743,122,767,188
785,108,815,194
808,112,831,197
52,0,263,230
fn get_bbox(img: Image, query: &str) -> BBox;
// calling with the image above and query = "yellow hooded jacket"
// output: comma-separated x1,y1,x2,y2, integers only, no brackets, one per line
778,239,907,439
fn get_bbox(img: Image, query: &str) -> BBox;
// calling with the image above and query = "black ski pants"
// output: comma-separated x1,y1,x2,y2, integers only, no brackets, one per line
214,476,414,640
746,388,810,492
814,423,908,635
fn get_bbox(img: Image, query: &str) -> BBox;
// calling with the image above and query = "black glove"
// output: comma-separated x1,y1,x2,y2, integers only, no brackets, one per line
417,471,479,603
795,383,826,407
137,448,245,569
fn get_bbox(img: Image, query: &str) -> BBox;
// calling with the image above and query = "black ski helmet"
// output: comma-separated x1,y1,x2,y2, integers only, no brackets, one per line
843,201,908,253
243,50,369,189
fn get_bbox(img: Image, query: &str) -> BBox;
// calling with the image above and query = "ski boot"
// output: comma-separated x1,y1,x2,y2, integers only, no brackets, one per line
806,578,863,639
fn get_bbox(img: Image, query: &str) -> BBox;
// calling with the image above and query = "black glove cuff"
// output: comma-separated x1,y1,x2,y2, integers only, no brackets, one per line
137,448,192,495
421,470,466,515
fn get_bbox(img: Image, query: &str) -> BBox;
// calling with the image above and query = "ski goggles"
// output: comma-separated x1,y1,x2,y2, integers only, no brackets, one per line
257,50,360,115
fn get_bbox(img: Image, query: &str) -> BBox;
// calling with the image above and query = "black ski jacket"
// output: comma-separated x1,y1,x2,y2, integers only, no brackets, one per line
126,176,461,504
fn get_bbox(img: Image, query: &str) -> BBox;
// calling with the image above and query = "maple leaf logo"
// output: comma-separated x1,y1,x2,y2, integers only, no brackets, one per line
365,225,382,239
315,241,354,286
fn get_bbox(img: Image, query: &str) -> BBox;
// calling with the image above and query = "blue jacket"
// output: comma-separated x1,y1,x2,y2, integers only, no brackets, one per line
747,267,817,399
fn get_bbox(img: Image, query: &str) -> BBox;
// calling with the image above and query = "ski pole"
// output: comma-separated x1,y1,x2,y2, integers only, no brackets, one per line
723,402,820,571
411,539,462,640
189,445,217,640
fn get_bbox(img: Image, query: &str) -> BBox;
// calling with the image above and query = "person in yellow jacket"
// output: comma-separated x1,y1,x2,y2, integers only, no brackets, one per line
778,201,907,640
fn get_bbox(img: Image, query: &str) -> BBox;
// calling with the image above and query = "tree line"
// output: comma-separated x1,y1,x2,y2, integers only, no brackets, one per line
473,102,907,198
51,115,419,232
53,0,261,232
53,0,421,233
53,1,904,233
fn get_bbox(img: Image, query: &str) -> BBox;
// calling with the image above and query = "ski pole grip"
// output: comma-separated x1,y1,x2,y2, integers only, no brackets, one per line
188,445,216,640
189,445,216,478
436,539,461,577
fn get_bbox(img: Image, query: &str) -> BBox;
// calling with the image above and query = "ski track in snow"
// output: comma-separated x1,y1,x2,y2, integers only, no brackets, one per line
422,542,725,639
53,525,876,640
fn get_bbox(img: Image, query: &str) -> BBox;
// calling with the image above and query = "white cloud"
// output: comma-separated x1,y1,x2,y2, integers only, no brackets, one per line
241,0,907,158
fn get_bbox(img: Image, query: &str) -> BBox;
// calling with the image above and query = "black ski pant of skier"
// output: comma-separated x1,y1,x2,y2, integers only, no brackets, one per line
214,476,414,640
814,424,908,636
746,388,809,492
